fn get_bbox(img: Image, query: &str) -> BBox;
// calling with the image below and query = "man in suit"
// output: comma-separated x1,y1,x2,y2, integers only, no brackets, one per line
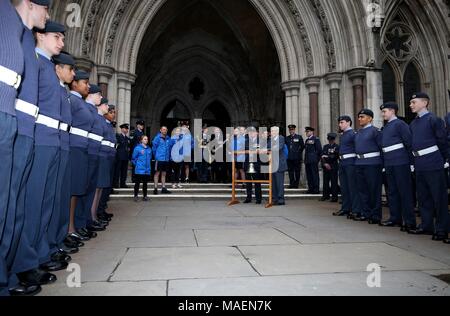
304,127,322,194
271,127,288,206
114,124,131,188
286,125,305,189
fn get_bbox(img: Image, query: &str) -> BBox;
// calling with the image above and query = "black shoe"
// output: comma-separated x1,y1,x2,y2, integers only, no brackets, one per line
40,260,69,272
98,214,112,222
256,201,262,205
17,269,57,286
408,228,434,236
333,210,348,217
97,219,109,226
104,211,114,219
330,199,339,203
65,235,85,247
380,221,402,227
161,188,172,195
276,202,286,206
368,219,381,225
51,251,72,263
68,232,90,242
443,239,450,244
134,196,139,202
353,215,368,222
432,234,447,241
154,189,159,195
9,284,42,296
320,197,330,202
87,222,106,232
59,245,79,255
243,199,252,204
347,213,355,220
403,225,417,234
143,197,149,202
79,228,97,239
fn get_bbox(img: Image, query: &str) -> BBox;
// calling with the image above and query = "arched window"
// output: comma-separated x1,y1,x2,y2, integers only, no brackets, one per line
382,61,397,103
403,63,421,123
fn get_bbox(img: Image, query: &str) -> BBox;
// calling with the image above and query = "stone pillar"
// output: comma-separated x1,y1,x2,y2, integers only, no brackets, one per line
281,81,301,133
348,68,366,127
366,68,384,127
325,72,343,133
75,57,94,74
117,71,137,128
304,77,321,134
97,65,115,98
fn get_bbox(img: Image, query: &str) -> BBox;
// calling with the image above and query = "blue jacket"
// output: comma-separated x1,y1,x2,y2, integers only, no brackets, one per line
132,144,152,175
381,118,412,167
152,133,172,162
410,112,449,172
170,133,194,162
339,129,357,167
355,125,383,166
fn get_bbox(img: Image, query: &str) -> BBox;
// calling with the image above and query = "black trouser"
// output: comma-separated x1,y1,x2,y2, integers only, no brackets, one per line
134,174,150,197
246,173,262,201
114,159,129,188
305,163,320,193
212,162,227,183
323,168,339,200
287,159,301,187
171,162,183,183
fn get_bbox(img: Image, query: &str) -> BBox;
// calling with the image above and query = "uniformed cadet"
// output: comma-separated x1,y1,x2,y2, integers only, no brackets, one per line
46,53,77,269
87,97,111,229
354,109,383,224
0,0,26,298
321,133,340,202
1,0,49,297
244,127,263,204
13,20,66,287
74,84,105,235
408,93,449,242
114,123,131,188
333,116,361,218
286,125,305,189
97,105,117,222
271,127,288,206
304,127,322,194
67,70,94,244
379,102,416,231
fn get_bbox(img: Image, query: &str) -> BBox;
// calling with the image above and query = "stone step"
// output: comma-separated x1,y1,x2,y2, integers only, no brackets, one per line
109,194,323,200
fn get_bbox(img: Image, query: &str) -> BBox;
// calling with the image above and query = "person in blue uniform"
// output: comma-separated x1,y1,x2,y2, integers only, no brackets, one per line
130,120,145,182
333,116,361,218
2,0,49,297
354,109,383,224
114,124,131,188
304,127,322,194
84,97,111,230
152,126,173,195
408,93,449,242
13,21,66,288
97,105,117,222
74,84,105,235
271,127,289,206
379,102,416,232
45,53,77,272
67,70,94,245
132,135,152,201
0,0,26,298
321,133,340,202
286,125,305,189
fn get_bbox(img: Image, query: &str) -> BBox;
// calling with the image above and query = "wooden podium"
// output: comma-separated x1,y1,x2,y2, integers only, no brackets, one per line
228,150,273,209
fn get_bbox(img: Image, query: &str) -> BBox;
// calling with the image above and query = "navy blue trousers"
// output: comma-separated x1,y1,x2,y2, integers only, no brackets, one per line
339,164,361,214
356,165,383,220
305,163,320,193
416,169,449,235
47,149,70,258
0,113,17,296
2,135,34,288
13,146,60,272
75,155,99,229
272,172,286,204
385,165,416,226
98,157,115,215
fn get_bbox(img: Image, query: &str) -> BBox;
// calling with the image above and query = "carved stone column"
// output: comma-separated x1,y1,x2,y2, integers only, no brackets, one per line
348,68,366,126
304,77,321,133
117,71,137,127
282,80,301,133
325,72,343,133
97,65,115,98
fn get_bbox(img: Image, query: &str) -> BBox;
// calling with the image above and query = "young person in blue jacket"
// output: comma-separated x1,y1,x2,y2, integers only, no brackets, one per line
132,135,152,201
152,126,173,195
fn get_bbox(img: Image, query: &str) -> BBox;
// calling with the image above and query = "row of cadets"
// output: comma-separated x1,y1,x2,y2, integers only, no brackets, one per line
0,0,27,297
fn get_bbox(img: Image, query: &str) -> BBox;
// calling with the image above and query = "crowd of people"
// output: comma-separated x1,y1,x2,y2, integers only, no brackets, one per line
1,0,449,298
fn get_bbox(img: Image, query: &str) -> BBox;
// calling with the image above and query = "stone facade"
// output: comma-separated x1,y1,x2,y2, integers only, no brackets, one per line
51,0,450,139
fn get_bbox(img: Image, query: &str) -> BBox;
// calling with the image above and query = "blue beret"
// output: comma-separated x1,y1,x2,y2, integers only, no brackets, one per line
380,102,399,111
74,71,89,81
136,120,145,126
120,124,130,129
288,125,297,129
411,92,430,101
53,53,75,66
89,85,102,95
338,115,352,123
327,133,337,140
358,109,374,118
100,97,109,105
305,127,315,132
35,20,65,34
31,0,51,6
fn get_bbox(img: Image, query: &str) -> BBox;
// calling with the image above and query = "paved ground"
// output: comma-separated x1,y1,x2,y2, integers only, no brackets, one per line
41,199,450,296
